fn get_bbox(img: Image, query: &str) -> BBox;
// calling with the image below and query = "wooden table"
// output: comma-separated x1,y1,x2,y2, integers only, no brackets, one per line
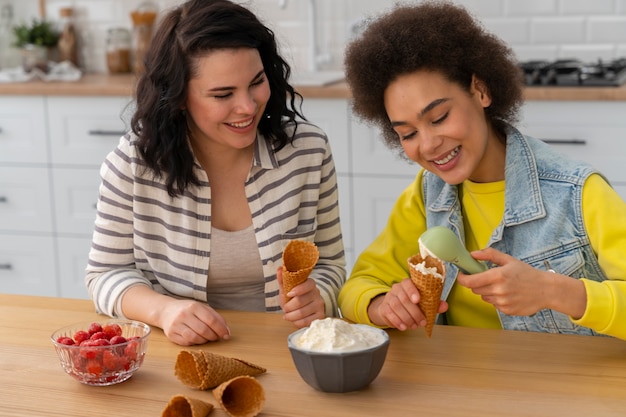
1,294,626,417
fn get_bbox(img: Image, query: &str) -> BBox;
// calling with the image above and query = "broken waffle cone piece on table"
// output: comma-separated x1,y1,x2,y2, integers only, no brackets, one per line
161,394,213,417
408,253,445,338
282,240,319,300
213,375,265,417
174,350,266,390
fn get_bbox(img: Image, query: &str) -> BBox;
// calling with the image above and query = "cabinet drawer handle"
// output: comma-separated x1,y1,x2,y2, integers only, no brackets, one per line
88,130,126,136
0,196,7,203
0,263,12,270
541,139,587,145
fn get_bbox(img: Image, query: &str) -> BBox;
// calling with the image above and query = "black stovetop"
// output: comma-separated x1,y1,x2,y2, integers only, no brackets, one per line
519,58,626,87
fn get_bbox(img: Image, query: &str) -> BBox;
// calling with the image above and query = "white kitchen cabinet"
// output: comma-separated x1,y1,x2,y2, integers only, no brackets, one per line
348,111,420,265
47,96,131,166
300,98,354,272
0,96,48,164
300,98,350,174
56,236,93,299
520,101,626,200
0,166,54,233
0,95,130,299
51,167,102,236
350,115,419,176
351,175,415,260
0,234,57,296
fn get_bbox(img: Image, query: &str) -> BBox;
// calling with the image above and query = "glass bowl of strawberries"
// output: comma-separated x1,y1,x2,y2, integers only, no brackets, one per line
51,320,151,386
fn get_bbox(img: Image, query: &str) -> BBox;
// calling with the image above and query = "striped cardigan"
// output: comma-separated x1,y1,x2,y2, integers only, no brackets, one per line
85,121,346,318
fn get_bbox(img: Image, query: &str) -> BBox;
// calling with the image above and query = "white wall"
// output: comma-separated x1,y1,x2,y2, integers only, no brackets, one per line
4,0,626,74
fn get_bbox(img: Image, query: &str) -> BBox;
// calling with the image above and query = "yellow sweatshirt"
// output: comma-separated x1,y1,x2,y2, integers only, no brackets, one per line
338,171,626,340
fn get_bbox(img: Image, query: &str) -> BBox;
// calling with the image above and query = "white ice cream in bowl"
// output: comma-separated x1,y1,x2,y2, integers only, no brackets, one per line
287,317,389,393
294,317,387,352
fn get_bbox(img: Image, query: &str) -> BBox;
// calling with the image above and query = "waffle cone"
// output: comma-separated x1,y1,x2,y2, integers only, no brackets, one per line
161,395,213,417
212,376,265,417
175,350,266,390
408,254,445,338
282,240,319,300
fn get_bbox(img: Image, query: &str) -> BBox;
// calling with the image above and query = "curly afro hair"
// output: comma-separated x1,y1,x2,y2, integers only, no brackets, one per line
344,0,524,152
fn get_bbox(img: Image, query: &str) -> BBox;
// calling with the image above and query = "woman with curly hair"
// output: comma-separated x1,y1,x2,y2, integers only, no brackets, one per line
338,1,626,340
85,0,345,346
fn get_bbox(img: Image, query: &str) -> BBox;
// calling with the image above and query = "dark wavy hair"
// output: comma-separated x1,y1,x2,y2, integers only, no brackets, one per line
344,1,524,152
130,0,304,197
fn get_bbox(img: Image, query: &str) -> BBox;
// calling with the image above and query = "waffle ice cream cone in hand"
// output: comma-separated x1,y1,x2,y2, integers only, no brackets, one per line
281,240,319,301
408,253,445,338
175,350,266,390
161,395,213,417
213,375,265,417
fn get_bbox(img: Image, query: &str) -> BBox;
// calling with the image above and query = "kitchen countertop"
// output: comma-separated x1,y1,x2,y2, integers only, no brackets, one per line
0,73,351,99
3,73,626,100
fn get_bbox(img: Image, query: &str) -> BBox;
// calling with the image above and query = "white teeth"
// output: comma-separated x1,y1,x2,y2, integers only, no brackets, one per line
434,146,460,165
228,118,253,128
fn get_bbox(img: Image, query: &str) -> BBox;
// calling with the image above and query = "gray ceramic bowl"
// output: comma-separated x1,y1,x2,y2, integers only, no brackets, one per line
287,325,389,393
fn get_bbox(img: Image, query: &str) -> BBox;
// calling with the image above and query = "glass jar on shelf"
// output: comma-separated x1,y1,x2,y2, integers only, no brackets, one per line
106,27,132,74
57,7,79,67
130,2,157,74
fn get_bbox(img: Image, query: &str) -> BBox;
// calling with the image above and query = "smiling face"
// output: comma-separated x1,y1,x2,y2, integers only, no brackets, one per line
185,48,271,154
384,70,505,184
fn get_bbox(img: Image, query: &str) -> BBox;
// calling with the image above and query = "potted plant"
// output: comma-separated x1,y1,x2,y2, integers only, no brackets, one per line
12,19,59,72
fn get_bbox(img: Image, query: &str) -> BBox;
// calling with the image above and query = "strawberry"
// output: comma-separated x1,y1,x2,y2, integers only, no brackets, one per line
73,330,90,344
118,355,131,371
124,339,139,360
102,323,123,339
87,322,103,336
85,359,103,376
102,350,118,371
90,338,111,346
89,331,108,341
56,336,75,345
109,335,127,345
78,339,108,361
78,341,99,360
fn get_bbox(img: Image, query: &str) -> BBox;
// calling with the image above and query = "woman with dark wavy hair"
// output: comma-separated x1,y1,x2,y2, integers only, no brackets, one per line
86,0,345,346
339,1,626,340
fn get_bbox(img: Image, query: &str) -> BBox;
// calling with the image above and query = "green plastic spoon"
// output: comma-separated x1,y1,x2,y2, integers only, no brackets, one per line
418,226,488,274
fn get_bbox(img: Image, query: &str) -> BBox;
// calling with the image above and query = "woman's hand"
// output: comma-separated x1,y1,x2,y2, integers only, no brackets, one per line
367,278,448,330
277,267,325,328
158,299,232,346
121,286,231,346
456,247,586,318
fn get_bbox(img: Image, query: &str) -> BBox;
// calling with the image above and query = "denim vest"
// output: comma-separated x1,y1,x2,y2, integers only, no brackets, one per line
423,125,607,335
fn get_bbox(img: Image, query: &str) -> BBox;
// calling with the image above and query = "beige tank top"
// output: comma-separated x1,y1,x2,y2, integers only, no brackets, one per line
206,224,265,311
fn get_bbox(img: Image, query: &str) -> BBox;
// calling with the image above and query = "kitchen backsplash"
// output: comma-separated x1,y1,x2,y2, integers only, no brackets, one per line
4,0,626,74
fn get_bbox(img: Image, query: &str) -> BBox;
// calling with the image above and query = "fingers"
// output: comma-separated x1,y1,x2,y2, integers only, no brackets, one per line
283,276,316,300
455,252,550,316
191,305,231,340
282,278,325,327
455,269,489,290
284,304,325,328
376,279,426,331
162,301,231,346
470,247,512,265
